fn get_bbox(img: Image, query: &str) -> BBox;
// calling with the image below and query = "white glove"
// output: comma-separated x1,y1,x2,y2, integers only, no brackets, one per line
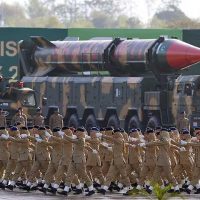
129,137,138,142
85,135,91,139
108,147,112,151
92,150,98,154
36,138,43,143
72,135,77,139
58,131,65,137
180,147,186,151
96,132,102,138
1,134,9,140
45,131,51,138
180,140,187,145
138,143,146,147
191,137,198,142
102,142,109,147
35,134,40,138
20,134,28,139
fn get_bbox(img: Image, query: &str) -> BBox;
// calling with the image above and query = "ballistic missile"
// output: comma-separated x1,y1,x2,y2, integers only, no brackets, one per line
19,36,200,76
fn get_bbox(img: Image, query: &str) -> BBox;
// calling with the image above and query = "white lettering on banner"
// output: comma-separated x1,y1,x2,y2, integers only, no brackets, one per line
0,41,18,57
0,65,18,79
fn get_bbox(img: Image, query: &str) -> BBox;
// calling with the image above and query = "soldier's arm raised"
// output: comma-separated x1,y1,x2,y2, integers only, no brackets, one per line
63,134,80,144
102,135,121,144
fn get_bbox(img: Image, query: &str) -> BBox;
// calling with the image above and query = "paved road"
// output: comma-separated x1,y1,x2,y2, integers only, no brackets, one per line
0,189,199,200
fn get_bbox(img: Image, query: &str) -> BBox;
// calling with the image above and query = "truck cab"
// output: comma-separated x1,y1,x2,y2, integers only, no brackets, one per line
0,77,37,125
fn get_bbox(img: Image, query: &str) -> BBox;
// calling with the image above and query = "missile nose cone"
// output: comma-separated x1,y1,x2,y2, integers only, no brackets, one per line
167,40,200,70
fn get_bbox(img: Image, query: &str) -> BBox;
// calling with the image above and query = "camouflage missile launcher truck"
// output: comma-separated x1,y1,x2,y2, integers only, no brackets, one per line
0,76,37,125
18,36,200,131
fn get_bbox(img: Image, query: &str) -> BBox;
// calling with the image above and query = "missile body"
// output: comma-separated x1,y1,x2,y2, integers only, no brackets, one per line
19,36,200,76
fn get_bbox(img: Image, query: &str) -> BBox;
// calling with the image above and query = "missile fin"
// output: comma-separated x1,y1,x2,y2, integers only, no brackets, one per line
30,36,56,48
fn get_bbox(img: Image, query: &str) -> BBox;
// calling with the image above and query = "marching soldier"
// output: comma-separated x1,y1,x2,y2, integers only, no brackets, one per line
49,108,63,130
33,107,44,126
18,107,27,126
11,110,26,126
177,111,190,132
58,127,95,196
0,109,7,127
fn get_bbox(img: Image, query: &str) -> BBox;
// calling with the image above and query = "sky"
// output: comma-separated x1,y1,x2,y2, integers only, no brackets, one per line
1,0,200,24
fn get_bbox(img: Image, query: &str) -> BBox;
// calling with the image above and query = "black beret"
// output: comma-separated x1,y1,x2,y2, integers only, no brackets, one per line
14,122,21,126
21,127,28,130
195,127,200,130
105,127,114,131
182,129,189,134
34,125,39,129
77,127,86,132
52,127,61,132
170,127,177,131
113,128,121,133
90,127,99,132
28,126,33,130
146,128,154,133
137,128,141,132
155,126,162,130
10,126,18,131
129,128,138,134
38,127,46,130
120,128,125,133
161,128,168,131
62,126,69,130
100,128,105,131
45,125,50,129
0,127,6,130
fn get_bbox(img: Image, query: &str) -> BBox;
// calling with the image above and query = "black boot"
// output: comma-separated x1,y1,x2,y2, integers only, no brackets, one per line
194,188,200,194
48,187,57,194
37,182,44,188
0,182,6,189
73,188,82,195
146,187,152,194
30,186,38,191
19,185,31,192
6,185,14,191
93,181,101,188
16,181,23,187
98,188,106,195
59,182,65,189
85,190,95,196
57,190,68,195
38,187,47,194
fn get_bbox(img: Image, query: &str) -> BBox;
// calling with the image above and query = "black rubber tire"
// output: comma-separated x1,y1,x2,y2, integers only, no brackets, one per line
85,114,97,132
67,114,79,128
128,116,140,131
147,116,160,129
107,115,120,129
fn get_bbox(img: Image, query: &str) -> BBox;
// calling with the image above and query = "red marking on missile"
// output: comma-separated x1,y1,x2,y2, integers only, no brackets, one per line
167,40,200,70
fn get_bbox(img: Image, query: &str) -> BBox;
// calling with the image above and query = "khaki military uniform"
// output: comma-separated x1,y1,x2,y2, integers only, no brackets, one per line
43,136,62,185
146,140,178,186
12,137,32,182
86,137,105,184
11,114,26,126
49,113,63,130
64,136,93,187
103,135,131,187
0,137,9,179
33,114,44,126
126,144,142,184
28,138,50,183
0,115,6,127
177,117,190,132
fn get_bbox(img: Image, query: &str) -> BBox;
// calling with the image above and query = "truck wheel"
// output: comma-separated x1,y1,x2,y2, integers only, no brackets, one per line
85,114,97,132
68,114,79,128
128,116,140,131
147,116,160,129
107,115,120,129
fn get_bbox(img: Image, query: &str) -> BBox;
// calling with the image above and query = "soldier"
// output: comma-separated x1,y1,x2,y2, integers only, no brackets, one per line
59,127,95,196
33,107,44,126
11,110,26,126
99,128,132,195
39,128,63,193
137,128,180,193
177,111,190,132
184,130,200,194
136,128,157,193
126,129,142,186
49,108,63,130
21,127,51,191
0,126,20,188
18,107,27,126
6,127,33,190
0,109,7,127
86,127,105,188
0,127,9,182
